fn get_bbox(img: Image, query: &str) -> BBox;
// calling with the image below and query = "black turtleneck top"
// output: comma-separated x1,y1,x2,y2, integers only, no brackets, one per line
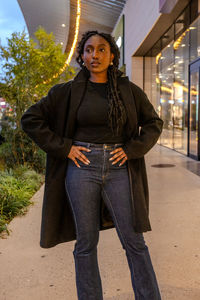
73,80,127,143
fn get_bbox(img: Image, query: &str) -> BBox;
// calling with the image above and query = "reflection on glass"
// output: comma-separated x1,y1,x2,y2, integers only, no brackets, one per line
144,5,200,158
174,31,189,154
190,10,200,61
159,41,174,148
175,6,190,40
189,71,199,157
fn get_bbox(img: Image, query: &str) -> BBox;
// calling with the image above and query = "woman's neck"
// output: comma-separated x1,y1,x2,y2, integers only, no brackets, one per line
89,73,108,83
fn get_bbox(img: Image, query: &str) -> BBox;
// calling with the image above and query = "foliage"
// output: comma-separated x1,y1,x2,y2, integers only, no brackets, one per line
0,120,46,173
0,165,44,236
0,27,76,111
0,26,77,171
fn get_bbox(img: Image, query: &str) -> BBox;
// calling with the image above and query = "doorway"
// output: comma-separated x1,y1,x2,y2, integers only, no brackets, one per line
188,58,200,160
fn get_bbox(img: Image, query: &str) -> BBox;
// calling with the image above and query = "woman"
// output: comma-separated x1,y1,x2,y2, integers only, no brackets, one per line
21,30,163,300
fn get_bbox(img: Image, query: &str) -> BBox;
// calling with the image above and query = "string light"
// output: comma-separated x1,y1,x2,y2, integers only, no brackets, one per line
173,29,189,50
156,53,161,64
161,86,172,93
41,0,81,85
156,26,193,65
60,0,81,71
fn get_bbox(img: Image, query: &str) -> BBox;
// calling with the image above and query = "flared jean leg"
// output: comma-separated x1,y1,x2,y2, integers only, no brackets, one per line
125,246,161,300
65,160,103,300
73,235,103,300
101,172,162,300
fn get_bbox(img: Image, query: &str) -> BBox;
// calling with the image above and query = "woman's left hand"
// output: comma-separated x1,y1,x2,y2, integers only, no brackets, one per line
109,147,128,166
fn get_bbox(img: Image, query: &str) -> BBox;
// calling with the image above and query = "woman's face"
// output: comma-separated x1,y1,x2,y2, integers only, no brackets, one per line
81,35,114,79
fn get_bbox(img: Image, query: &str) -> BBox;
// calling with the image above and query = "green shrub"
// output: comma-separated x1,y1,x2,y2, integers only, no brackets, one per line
0,127,46,174
0,166,44,235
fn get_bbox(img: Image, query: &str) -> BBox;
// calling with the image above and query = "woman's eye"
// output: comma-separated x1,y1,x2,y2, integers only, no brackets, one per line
85,48,105,53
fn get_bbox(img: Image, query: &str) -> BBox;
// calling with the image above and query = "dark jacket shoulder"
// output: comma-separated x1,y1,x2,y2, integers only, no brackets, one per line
48,80,72,99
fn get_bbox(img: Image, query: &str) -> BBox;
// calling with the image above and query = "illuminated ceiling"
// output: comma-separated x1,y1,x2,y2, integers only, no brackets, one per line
17,0,126,63
17,0,70,52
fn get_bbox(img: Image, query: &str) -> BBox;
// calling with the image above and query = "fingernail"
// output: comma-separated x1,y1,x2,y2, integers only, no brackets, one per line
88,149,91,151
110,151,113,154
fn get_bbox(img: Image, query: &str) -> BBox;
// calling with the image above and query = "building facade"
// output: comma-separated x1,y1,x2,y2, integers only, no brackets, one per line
114,0,200,160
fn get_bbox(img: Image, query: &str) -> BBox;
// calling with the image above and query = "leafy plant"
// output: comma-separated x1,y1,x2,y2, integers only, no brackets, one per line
0,165,44,236
0,26,77,171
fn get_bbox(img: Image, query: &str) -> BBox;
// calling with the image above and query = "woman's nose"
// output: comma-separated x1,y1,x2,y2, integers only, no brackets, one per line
92,49,99,58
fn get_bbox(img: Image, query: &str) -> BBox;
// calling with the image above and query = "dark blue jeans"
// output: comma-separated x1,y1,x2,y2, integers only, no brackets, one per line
65,140,161,300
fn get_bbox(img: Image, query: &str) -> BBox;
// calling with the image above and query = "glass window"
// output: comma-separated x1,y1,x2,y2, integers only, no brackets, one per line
189,70,199,157
158,41,174,149
144,0,200,156
173,29,190,154
190,17,200,62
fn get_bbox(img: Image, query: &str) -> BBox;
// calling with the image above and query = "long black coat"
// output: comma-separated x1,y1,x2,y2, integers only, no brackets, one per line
21,69,163,248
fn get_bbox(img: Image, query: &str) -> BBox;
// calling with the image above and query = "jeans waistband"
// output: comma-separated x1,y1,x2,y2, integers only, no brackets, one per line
72,140,124,150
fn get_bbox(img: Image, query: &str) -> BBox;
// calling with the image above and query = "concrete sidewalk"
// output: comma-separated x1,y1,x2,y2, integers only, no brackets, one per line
0,144,200,300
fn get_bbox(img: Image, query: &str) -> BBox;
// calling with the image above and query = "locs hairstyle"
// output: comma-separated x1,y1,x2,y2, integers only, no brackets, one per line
76,30,127,136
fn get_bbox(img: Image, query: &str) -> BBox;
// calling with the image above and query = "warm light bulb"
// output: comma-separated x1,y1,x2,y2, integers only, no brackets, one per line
40,0,81,85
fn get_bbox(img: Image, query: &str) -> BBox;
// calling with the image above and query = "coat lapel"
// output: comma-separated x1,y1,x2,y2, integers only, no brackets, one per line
64,73,88,138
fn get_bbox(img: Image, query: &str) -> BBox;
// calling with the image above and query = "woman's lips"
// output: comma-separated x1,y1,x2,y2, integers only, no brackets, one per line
91,62,100,67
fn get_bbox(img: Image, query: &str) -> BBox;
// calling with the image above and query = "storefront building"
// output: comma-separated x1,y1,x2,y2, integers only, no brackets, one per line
115,0,200,160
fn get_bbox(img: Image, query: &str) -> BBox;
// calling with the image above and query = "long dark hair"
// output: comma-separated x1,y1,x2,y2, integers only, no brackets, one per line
76,30,126,136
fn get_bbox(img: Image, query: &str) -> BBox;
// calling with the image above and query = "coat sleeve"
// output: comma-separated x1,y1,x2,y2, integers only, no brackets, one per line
122,82,163,160
21,84,72,160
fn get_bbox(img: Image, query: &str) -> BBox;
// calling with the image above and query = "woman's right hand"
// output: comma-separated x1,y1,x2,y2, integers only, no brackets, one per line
67,145,91,168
